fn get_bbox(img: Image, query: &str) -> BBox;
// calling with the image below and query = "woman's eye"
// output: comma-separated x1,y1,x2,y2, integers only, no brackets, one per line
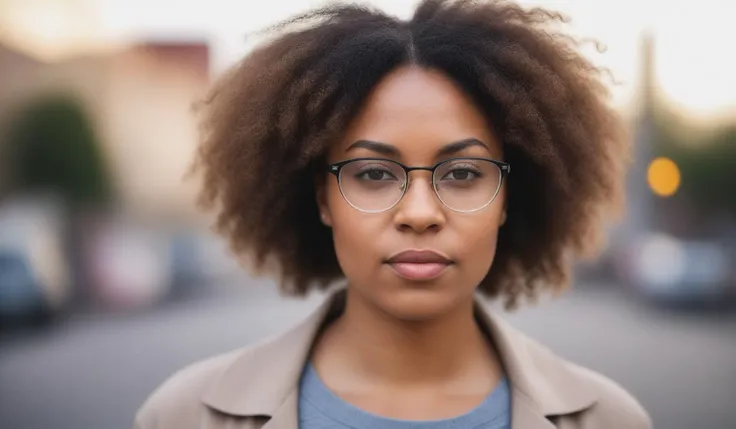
358,169,396,181
443,169,478,181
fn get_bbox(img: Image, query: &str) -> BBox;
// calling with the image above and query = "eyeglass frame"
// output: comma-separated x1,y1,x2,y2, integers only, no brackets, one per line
326,157,511,213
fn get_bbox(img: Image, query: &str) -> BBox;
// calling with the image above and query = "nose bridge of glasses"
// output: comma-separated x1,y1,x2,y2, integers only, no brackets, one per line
402,166,432,187
401,168,442,205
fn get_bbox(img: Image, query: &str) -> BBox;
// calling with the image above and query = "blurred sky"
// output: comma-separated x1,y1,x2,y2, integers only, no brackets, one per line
1,0,734,119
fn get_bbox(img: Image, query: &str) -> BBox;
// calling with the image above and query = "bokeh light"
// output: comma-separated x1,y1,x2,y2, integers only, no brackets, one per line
647,157,681,197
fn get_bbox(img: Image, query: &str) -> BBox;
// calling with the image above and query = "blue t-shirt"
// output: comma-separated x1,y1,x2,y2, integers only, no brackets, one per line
298,363,511,429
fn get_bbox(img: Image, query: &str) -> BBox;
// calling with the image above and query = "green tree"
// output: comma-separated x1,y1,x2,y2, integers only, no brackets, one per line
7,94,113,207
654,112,736,217
5,93,115,305
674,126,736,215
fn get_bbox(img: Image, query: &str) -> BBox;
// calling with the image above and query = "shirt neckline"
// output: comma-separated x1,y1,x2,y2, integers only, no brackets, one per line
299,362,511,429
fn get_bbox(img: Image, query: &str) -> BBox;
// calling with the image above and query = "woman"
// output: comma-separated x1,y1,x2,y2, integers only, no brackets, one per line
135,1,650,428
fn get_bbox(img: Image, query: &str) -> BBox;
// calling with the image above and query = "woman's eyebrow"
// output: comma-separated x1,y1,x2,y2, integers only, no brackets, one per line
346,140,399,156
346,138,490,157
436,138,490,156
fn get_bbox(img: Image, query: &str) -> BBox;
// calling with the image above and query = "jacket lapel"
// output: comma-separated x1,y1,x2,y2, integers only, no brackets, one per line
201,291,340,418
510,388,558,429
260,388,299,429
475,302,598,427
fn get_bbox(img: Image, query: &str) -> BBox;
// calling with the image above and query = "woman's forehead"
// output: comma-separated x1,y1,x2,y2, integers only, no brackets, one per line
336,67,500,158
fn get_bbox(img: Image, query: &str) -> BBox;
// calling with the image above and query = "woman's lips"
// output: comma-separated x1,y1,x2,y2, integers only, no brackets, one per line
385,249,452,281
388,262,450,281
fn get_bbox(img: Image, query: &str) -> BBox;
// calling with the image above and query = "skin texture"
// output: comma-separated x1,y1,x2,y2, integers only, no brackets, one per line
318,66,506,322
311,67,505,420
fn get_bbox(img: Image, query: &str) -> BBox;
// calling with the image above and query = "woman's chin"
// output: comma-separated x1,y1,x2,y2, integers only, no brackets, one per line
372,288,467,322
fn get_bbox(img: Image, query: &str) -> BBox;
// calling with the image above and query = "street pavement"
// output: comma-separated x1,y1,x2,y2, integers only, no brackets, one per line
1,283,735,429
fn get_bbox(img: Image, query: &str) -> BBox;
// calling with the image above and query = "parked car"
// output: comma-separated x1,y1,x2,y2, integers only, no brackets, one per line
168,228,242,299
83,218,173,311
0,248,50,326
0,196,71,328
616,232,736,308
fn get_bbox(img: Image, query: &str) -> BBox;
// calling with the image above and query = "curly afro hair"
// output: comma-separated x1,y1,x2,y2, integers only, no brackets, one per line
192,0,628,308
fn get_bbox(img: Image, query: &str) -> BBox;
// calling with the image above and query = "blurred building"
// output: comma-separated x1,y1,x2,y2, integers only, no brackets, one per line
623,32,657,239
0,39,211,223
0,43,44,196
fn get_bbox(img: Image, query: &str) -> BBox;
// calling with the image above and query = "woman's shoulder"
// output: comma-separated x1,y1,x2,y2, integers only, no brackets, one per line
133,347,246,429
132,305,323,429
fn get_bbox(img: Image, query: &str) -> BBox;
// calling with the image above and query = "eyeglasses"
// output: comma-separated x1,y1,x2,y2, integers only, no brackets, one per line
327,157,510,213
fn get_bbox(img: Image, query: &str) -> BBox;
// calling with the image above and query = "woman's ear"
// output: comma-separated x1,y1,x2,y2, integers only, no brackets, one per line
499,210,507,226
315,175,333,227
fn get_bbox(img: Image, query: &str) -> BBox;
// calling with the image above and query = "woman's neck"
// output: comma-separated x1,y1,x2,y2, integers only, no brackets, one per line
311,289,502,393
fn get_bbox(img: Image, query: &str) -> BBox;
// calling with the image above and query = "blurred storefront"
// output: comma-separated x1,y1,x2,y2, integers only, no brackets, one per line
0,39,211,222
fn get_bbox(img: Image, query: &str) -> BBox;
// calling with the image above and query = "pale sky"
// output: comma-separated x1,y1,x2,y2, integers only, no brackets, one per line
2,0,735,118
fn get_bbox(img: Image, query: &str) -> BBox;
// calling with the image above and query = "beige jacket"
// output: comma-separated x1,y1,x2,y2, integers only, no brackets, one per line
134,290,651,429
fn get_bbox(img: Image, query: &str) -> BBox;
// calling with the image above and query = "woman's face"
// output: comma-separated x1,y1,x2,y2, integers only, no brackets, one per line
318,66,506,321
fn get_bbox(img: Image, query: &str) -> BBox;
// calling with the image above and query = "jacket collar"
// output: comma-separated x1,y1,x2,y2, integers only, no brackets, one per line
201,289,598,423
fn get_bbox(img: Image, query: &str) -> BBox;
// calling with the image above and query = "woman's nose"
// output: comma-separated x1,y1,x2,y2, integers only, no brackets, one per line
393,175,446,233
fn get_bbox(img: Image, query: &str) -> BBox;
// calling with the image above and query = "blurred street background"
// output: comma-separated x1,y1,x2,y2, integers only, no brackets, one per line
0,0,734,428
